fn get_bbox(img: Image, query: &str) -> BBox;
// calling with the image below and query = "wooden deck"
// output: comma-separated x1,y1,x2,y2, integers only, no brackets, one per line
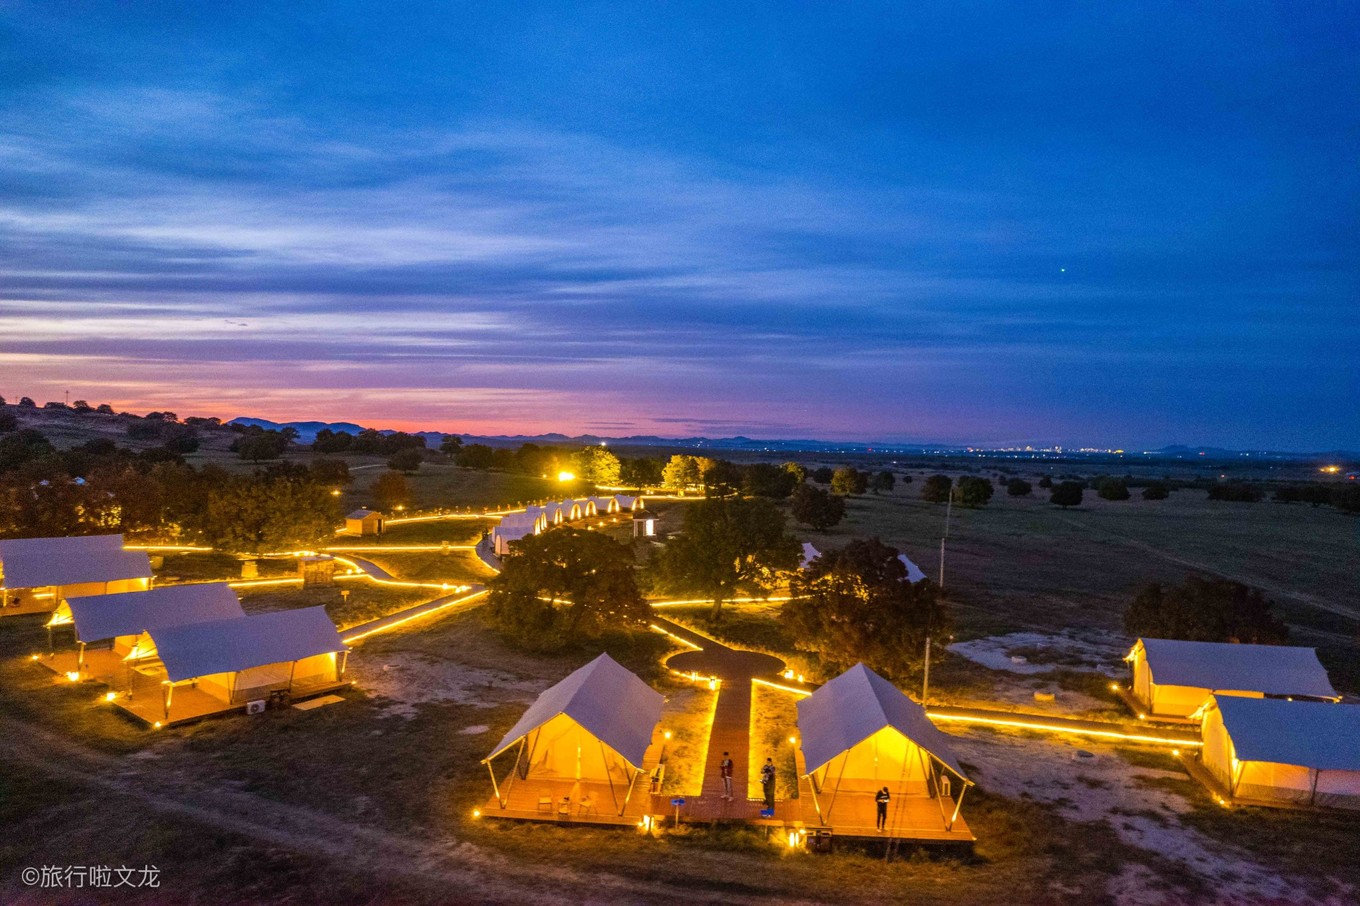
480,777,654,827
36,648,129,685
112,675,352,726
798,787,974,842
1114,687,1198,725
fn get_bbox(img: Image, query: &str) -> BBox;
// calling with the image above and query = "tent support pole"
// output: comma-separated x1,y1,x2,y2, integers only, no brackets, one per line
807,771,825,825
824,751,850,822
1310,770,1320,808
78,641,86,671
163,682,173,721
486,759,505,808
619,767,642,817
288,659,297,696
339,649,349,679
949,784,968,830
599,738,621,813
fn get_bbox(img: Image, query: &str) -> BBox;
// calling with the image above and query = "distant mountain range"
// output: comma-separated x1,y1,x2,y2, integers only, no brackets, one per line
227,417,1356,460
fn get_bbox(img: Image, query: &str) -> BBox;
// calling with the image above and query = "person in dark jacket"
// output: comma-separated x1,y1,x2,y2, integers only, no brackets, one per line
760,758,776,810
875,786,891,831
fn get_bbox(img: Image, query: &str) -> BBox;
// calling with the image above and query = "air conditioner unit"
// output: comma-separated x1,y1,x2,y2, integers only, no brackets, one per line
246,699,267,715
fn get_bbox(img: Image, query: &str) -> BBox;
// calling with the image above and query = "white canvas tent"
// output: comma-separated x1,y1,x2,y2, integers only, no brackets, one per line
1127,638,1338,718
132,606,348,719
897,553,927,584
0,535,152,617
798,663,971,832
50,582,244,669
483,653,663,815
1199,695,1360,809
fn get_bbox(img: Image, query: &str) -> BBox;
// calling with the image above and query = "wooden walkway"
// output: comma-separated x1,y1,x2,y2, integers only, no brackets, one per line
340,586,487,644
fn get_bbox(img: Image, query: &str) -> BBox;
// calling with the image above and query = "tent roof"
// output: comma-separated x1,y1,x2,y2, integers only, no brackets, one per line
898,554,927,584
1212,696,1360,772
65,583,245,642
146,606,346,683
800,542,820,568
1135,638,1337,699
0,534,151,590
797,663,968,780
485,653,663,769
347,509,381,520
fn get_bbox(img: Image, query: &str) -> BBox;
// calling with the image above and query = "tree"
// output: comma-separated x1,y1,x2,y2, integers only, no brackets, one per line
1038,475,1053,489
869,470,895,494
1124,576,1288,644
742,462,797,499
486,528,648,652
653,497,800,617
1006,478,1032,497
810,467,834,485
193,473,339,554
18,397,36,408
310,458,352,486
570,445,621,485
782,462,808,484
662,454,703,491
439,434,463,456
387,448,424,473
701,460,743,498
1142,482,1170,501
456,444,496,469
921,474,952,503
370,470,412,511
0,411,15,433
620,456,663,487
233,432,288,462
96,404,115,414
831,467,869,496
956,476,994,507
71,399,92,412
789,482,846,530
1097,478,1131,501
1050,481,1084,508
784,538,950,682
0,429,55,472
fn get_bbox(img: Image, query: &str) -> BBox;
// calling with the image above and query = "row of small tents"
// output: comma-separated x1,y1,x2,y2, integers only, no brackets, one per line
1128,637,1360,808
482,654,972,831
492,495,643,556
1,535,350,724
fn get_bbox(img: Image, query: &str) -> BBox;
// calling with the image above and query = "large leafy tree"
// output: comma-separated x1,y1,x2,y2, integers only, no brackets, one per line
1050,481,1084,508
783,538,950,682
789,482,846,530
662,454,703,491
653,497,800,617
830,467,869,496
370,470,412,511
487,528,648,652
1124,576,1288,644
921,474,952,503
956,476,994,507
571,445,622,485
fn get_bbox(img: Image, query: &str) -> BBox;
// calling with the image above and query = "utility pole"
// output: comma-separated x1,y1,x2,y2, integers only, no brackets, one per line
924,486,954,706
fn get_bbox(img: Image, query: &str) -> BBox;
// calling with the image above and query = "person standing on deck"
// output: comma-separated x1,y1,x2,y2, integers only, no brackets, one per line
760,758,776,810
875,786,891,831
720,752,734,800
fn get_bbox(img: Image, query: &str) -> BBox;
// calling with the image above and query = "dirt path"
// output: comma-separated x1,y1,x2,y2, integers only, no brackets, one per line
0,719,817,906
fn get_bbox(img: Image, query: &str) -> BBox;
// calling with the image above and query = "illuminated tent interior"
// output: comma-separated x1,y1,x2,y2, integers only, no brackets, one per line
1198,695,1360,809
0,535,152,618
48,582,245,671
1127,638,1338,719
798,663,972,832
128,605,349,719
483,653,663,816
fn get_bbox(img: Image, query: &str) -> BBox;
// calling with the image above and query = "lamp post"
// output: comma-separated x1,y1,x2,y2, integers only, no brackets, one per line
924,485,954,706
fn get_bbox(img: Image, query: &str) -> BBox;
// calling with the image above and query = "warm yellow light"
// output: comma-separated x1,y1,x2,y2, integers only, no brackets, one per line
663,730,673,741
783,669,795,680
153,721,163,729
65,671,80,683
1137,713,1147,720
30,654,39,661
1171,748,1180,757
331,489,341,496
472,808,482,819
557,471,576,482
104,692,117,702
1321,465,1341,474
786,831,801,849
1109,683,1119,691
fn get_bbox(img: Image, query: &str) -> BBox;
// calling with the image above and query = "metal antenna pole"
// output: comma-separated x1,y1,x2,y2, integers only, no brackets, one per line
926,487,953,705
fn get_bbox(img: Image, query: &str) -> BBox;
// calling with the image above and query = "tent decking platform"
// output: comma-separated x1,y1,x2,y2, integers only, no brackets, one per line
36,649,128,685
1114,687,1198,724
111,679,352,727
797,792,974,843
480,778,654,828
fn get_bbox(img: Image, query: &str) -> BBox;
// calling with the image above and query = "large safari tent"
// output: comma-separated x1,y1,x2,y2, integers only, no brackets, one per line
796,664,973,841
115,605,350,725
1126,638,1338,719
42,582,245,682
0,535,152,618
482,653,663,824
1198,695,1360,810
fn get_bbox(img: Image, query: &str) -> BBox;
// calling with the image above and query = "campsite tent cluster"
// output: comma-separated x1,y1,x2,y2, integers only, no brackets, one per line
1127,638,1360,810
492,495,642,556
7,534,350,725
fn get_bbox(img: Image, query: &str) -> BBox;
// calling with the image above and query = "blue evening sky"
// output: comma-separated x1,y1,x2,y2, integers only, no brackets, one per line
1,2,1356,448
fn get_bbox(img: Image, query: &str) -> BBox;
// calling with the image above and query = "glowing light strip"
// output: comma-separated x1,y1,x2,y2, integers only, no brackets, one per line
324,545,477,552
752,677,813,696
342,590,489,643
926,711,1202,747
386,511,515,525
123,544,214,552
647,623,703,650
327,555,473,591
649,596,792,607
227,577,304,589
